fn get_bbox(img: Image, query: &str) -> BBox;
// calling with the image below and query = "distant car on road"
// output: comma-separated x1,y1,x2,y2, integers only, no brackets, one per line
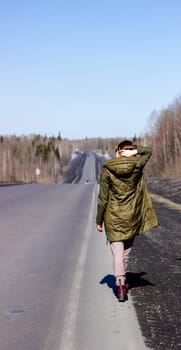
84,179,90,184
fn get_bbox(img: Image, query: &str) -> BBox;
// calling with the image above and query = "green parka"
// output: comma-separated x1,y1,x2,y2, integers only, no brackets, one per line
96,145,158,242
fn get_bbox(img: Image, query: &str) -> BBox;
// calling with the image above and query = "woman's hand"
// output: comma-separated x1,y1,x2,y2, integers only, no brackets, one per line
97,224,103,232
121,149,137,157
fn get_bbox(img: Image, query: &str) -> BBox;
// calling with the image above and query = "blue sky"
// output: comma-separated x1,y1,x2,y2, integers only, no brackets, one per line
1,0,181,139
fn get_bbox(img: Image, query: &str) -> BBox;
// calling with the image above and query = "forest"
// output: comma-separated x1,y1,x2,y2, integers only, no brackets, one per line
1,96,181,183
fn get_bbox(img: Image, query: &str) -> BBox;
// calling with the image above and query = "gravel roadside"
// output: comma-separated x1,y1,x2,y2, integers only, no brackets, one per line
129,187,181,350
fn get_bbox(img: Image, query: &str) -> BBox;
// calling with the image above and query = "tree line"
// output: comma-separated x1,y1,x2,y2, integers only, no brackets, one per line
71,96,181,178
143,96,181,177
1,96,181,183
0,134,73,183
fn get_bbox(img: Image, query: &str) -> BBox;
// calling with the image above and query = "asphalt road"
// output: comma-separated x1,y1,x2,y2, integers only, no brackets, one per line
0,153,180,350
0,182,96,350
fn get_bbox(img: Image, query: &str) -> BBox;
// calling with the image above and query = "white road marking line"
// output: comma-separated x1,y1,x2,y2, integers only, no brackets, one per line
59,187,96,350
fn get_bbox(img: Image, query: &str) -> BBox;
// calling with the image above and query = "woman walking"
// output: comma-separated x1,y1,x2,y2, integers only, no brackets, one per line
96,140,158,302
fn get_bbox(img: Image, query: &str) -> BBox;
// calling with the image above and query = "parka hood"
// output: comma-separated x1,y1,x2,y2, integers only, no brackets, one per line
103,157,137,177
